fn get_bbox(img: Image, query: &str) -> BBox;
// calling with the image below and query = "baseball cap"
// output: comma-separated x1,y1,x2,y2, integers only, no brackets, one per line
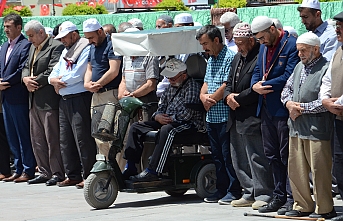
54,21,77,39
83,18,102,33
161,58,187,78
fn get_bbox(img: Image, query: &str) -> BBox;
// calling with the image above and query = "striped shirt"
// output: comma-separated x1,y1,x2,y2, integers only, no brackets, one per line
204,46,234,123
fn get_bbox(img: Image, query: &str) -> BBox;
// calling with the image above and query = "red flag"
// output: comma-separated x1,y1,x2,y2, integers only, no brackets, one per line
0,0,7,17
29,4,36,8
40,4,49,16
53,3,63,7
98,0,105,5
75,2,81,5
109,0,119,3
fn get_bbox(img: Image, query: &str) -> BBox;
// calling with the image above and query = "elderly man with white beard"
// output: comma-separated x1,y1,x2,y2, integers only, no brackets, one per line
281,32,336,219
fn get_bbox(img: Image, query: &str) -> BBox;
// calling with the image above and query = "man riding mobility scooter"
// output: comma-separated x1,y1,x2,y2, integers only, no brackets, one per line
83,27,217,209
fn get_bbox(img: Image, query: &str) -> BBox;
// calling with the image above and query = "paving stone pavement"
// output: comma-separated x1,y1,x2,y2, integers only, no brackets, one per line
1,181,342,221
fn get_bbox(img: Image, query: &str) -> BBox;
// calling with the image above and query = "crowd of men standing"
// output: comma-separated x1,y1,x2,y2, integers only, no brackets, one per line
1,0,343,220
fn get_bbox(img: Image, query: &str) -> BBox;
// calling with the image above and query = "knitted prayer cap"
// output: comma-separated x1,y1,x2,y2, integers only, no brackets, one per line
233,22,253,38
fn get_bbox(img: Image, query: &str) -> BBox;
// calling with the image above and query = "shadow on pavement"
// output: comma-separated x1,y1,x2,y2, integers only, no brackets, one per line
95,193,203,210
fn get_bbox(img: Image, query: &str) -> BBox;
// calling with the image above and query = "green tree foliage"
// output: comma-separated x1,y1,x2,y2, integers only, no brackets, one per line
95,4,108,14
155,0,189,11
213,0,246,8
3,6,33,17
62,3,108,16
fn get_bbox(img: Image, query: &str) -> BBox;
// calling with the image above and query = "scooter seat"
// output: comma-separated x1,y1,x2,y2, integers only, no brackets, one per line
144,130,209,146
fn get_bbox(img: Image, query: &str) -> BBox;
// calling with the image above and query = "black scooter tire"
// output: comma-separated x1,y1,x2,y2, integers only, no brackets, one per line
84,172,118,209
195,163,217,199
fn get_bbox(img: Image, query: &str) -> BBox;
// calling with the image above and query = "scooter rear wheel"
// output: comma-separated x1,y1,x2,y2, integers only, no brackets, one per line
84,172,118,209
195,163,217,199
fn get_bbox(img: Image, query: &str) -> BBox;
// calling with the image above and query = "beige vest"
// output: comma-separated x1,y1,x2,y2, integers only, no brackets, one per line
331,47,343,98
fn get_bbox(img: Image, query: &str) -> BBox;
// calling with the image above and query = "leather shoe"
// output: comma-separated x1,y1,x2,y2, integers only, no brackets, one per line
0,174,11,181
285,210,312,217
76,180,84,189
46,176,64,186
332,215,343,221
57,178,83,187
277,201,294,215
2,173,20,182
258,196,285,213
129,170,159,182
27,175,49,184
309,208,337,219
14,173,34,183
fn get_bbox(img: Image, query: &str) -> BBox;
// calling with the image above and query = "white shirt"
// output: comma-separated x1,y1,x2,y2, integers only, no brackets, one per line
225,39,237,53
319,52,343,105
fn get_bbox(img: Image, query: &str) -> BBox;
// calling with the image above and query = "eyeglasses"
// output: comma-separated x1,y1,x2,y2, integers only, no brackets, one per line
167,72,185,81
256,35,265,42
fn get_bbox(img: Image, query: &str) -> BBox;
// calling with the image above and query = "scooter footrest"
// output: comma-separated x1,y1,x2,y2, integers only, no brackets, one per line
125,179,173,189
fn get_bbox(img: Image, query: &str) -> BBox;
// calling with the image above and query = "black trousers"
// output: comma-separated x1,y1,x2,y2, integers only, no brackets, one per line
124,121,195,173
59,92,97,180
0,113,11,175
261,105,292,202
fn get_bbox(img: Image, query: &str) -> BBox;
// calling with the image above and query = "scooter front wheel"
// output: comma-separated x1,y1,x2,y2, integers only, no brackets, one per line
84,172,118,209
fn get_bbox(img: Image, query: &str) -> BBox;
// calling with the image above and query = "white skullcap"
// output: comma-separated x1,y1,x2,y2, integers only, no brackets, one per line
83,18,102,33
251,16,273,34
300,0,320,10
124,27,140,33
233,22,253,38
296,32,320,46
174,13,193,24
128,18,143,28
284,26,298,37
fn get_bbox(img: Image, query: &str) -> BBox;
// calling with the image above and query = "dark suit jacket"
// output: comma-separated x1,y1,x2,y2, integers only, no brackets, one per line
0,34,31,105
223,42,261,135
22,37,64,110
251,31,300,117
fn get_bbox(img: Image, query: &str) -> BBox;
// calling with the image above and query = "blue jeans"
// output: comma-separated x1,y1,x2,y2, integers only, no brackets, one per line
207,122,241,198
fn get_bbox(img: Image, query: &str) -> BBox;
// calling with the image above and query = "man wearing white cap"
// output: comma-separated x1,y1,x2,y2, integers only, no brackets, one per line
123,58,204,182
128,18,143,30
48,21,97,189
83,18,123,160
251,16,300,214
297,0,339,61
196,25,241,204
223,22,274,209
320,11,343,221
281,32,336,219
220,12,240,53
174,13,194,27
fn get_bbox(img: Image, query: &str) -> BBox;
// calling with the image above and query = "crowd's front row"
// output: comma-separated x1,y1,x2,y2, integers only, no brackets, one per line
1,10,343,221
